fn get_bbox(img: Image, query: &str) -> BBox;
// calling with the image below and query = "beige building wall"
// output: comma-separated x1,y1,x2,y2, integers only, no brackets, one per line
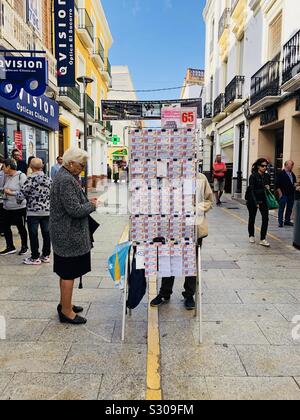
249,97,300,180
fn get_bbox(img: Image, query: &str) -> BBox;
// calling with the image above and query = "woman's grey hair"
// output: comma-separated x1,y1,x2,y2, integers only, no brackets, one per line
3,158,17,170
62,147,88,166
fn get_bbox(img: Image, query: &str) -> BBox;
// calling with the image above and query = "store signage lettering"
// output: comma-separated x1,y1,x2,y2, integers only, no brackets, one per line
0,56,48,99
54,0,75,87
0,89,59,131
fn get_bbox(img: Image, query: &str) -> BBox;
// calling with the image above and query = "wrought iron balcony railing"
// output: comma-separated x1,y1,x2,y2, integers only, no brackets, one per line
225,76,245,108
204,103,213,119
282,30,300,85
250,58,281,105
213,94,225,117
218,8,231,40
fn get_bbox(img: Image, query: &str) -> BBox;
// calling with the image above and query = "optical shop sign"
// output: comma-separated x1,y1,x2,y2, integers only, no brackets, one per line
54,0,75,87
0,56,48,99
0,89,59,131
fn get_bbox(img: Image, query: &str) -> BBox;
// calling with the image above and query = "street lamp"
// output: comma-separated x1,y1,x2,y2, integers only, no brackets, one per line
77,76,94,195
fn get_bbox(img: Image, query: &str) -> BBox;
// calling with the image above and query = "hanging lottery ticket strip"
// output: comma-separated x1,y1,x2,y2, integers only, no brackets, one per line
128,128,203,344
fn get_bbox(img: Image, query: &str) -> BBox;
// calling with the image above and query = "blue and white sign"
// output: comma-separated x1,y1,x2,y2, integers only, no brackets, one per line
0,56,48,99
0,89,59,131
54,0,75,87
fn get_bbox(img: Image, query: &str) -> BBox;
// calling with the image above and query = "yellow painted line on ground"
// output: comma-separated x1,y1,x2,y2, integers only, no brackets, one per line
146,275,162,401
221,208,294,250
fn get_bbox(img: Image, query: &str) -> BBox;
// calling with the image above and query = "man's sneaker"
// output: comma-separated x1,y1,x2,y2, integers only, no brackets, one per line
150,295,170,307
260,240,270,248
18,247,28,256
0,247,16,256
41,256,51,264
23,257,42,266
249,237,255,244
184,296,196,311
284,222,294,227
279,224,284,228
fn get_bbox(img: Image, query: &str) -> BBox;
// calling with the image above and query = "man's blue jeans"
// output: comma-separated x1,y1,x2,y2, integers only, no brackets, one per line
27,216,51,260
278,195,295,225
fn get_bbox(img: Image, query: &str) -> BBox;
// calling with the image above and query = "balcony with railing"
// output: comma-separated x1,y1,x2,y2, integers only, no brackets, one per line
224,76,245,112
231,0,247,39
202,103,213,128
213,94,226,122
58,82,81,113
250,58,281,111
77,9,94,49
91,38,105,69
282,30,300,92
79,93,95,122
101,58,112,84
0,0,57,91
218,8,231,61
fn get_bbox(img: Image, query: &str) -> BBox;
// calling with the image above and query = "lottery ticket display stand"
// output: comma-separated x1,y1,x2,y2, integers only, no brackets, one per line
122,127,203,344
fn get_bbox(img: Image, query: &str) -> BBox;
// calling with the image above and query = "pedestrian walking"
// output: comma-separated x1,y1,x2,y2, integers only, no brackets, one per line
107,164,112,181
276,160,296,228
51,156,63,179
0,159,28,256
246,158,271,247
113,163,119,183
18,158,52,266
49,147,99,325
151,173,213,310
0,157,5,236
213,154,227,206
11,149,27,175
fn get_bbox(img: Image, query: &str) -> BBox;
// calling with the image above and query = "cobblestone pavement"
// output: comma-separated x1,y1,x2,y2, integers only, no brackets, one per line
1,191,300,400
160,197,300,400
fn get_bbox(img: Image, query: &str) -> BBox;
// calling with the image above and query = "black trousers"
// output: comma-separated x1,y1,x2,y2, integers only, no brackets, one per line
247,202,269,241
0,203,4,234
159,238,203,299
3,208,28,249
27,216,51,260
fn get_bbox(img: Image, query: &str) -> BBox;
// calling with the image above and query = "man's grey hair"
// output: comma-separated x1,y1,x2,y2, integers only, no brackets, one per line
62,147,88,166
285,160,294,167
30,158,44,170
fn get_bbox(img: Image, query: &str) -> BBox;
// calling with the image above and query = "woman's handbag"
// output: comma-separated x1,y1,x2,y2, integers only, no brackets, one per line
265,189,279,210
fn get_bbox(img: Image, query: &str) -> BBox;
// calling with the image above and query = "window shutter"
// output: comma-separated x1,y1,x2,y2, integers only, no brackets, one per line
269,13,282,60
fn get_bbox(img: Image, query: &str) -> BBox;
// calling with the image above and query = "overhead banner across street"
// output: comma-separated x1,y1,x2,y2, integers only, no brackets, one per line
101,99,202,121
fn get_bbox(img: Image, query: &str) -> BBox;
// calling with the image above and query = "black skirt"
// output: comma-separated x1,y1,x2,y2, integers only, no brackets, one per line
54,252,91,280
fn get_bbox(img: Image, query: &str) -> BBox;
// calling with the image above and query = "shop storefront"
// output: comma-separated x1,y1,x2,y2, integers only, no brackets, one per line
0,89,59,173
219,128,234,194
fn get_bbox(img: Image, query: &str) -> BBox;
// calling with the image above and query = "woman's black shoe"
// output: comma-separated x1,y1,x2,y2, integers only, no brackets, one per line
59,312,87,325
57,304,84,314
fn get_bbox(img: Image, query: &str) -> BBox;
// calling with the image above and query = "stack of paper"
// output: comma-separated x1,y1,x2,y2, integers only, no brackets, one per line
157,136,170,159
160,182,171,215
183,216,196,241
145,244,158,277
144,216,159,242
158,245,171,278
158,215,170,239
157,160,169,178
131,216,145,243
144,160,157,179
183,244,197,277
149,187,160,214
169,160,182,179
170,215,183,241
171,186,183,215
170,244,183,277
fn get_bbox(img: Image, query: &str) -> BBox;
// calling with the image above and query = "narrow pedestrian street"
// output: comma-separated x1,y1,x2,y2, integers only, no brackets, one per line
0,195,300,400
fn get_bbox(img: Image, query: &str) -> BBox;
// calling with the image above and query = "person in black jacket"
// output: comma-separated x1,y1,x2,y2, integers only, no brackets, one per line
12,149,27,175
276,160,296,228
246,158,271,247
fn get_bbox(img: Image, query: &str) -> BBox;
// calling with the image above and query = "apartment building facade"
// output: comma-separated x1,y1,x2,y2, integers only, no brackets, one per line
203,0,300,196
57,0,113,188
0,0,58,173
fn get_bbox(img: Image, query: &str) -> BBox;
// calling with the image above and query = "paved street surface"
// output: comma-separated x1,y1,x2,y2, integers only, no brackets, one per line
0,192,300,400
160,197,300,400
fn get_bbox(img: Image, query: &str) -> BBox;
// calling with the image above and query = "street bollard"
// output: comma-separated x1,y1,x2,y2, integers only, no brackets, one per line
293,190,300,250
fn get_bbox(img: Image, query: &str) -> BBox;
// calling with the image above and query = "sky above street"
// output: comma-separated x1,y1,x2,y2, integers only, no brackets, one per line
101,0,206,101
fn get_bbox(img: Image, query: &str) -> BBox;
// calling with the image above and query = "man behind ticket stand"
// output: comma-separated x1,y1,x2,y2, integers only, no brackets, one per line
213,154,227,206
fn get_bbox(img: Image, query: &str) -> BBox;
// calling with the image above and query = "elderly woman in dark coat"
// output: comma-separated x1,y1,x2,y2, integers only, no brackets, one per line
50,147,98,325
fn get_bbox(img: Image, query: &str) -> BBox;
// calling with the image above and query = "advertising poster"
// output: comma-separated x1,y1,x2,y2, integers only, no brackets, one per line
25,126,36,160
161,105,181,129
54,0,75,87
14,131,23,159
180,107,197,129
